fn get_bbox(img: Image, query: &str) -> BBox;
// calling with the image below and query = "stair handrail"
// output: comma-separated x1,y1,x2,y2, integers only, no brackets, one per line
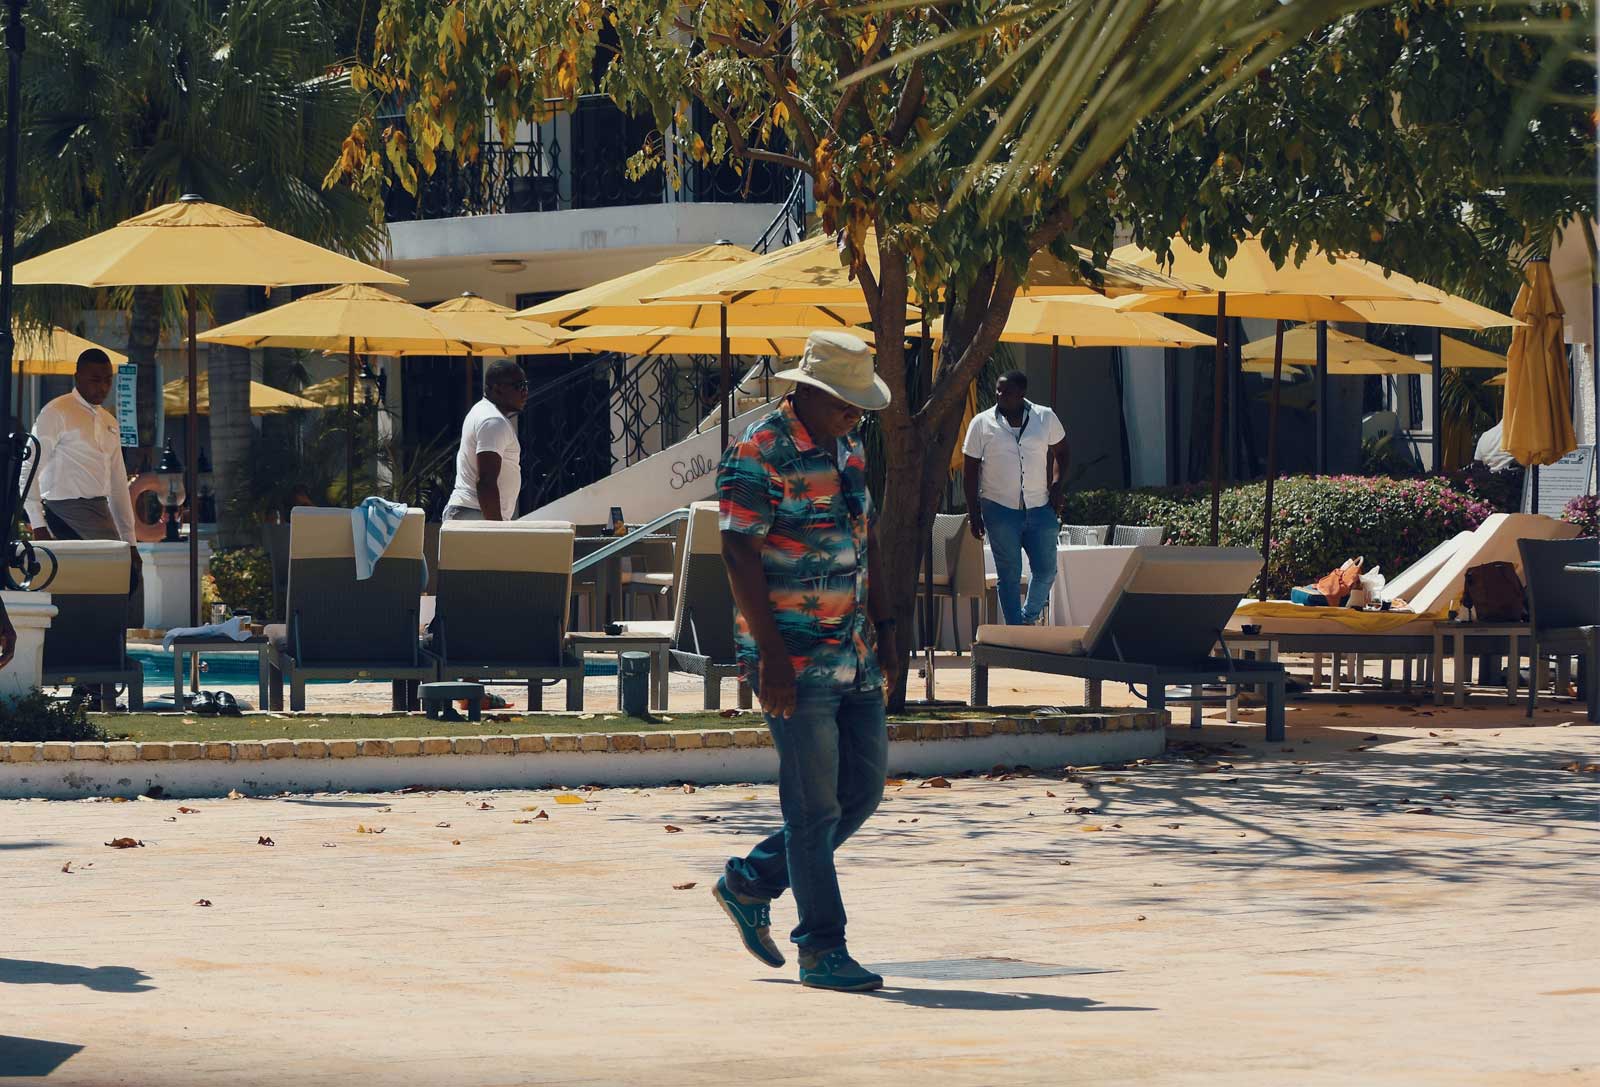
572,506,693,575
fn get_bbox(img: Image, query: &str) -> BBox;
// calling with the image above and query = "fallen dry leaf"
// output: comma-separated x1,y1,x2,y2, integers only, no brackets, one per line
719,709,739,718
452,840,461,846
1137,915,1147,922
681,783,697,794
436,821,451,828
1058,860,1071,866
664,825,683,834
355,824,386,834
477,802,494,810
1405,807,1435,815
163,817,177,823
257,836,275,847
1045,791,1057,798
554,794,586,805
110,796,129,803
194,899,212,907
919,776,952,789
1162,823,1182,829
60,861,73,874
177,806,200,814
1080,824,1104,832
104,838,143,849
673,881,697,891
1069,806,1095,815
742,794,757,801
885,778,905,787
226,789,243,800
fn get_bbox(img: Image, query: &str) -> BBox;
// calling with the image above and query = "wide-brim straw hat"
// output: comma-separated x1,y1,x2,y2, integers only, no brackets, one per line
772,330,891,411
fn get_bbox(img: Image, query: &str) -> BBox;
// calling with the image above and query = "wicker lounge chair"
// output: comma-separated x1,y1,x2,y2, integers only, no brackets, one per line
266,506,435,712
970,546,1289,740
40,540,142,712
1519,536,1598,721
426,520,584,711
623,501,751,710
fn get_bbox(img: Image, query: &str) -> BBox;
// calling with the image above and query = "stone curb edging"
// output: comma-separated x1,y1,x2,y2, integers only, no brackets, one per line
1,711,1162,765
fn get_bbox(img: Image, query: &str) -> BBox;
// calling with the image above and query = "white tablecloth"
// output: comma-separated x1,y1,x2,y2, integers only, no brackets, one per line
937,544,1138,646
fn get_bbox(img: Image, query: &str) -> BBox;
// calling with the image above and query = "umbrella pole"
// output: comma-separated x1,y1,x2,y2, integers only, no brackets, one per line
1208,293,1227,545
346,338,355,504
1260,320,1286,602
1430,327,1443,473
186,287,200,627
718,305,731,450
1315,321,1330,474
924,320,936,704
1591,268,1597,484
1049,335,1059,409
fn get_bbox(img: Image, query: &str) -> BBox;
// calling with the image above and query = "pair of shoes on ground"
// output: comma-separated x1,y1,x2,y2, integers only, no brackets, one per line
712,877,882,992
185,690,241,716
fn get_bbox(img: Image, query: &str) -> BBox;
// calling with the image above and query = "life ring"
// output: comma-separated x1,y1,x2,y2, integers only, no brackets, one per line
128,472,167,542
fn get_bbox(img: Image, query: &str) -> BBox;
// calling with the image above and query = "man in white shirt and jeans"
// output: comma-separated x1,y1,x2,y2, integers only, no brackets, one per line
443,358,529,522
961,369,1069,625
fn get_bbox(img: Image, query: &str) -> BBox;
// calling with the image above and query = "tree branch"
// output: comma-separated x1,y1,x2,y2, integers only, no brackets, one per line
887,61,925,145
700,95,814,176
920,265,1022,427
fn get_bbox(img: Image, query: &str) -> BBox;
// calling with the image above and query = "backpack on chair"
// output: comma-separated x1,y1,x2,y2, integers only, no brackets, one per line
1463,561,1526,622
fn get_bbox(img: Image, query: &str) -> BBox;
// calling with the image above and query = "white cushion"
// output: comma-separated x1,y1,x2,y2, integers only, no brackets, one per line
619,620,674,637
974,623,1086,655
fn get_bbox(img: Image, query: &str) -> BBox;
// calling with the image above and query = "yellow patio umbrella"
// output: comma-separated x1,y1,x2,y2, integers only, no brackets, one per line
515,243,876,329
1503,260,1577,476
12,327,128,375
1241,326,1432,375
371,293,569,409
552,323,873,357
1486,372,1507,388
163,373,319,415
1434,335,1508,369
12,195,404,627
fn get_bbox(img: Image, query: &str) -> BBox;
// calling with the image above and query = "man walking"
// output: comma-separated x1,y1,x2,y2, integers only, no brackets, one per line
962,369,1069,625
442,359,528,522
711,330,899,993
26,349,137,547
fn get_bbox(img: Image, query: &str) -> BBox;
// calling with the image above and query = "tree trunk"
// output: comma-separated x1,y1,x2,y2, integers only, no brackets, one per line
126,285,163,460
208,286,255,548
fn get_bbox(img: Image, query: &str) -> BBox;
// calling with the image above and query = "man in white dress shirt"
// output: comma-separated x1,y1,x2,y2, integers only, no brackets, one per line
961,369,1069,625
24,349,140,620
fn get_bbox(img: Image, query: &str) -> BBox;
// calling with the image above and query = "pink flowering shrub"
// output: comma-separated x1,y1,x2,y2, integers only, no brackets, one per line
1063,475,1494,597
1563,493,1600,537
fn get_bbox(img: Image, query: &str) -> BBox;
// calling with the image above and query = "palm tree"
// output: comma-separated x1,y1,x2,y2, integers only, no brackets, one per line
16,0,384,544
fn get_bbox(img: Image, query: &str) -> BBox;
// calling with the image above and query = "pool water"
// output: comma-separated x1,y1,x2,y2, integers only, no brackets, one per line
129,648,619,687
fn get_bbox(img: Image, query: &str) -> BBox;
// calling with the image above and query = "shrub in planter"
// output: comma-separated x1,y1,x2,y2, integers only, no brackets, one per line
1563,493,1600,537
0,690,110,742
206,546,276,621
1064,475,1493,598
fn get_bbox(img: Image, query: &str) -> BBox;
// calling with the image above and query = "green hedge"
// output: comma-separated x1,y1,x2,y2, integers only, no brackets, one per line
1062,475,1495,598
0,690,109,742
205,547,276,622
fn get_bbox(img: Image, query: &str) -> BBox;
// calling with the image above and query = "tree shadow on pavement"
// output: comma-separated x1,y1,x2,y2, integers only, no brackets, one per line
0,1034,84,1077
0,958,155,993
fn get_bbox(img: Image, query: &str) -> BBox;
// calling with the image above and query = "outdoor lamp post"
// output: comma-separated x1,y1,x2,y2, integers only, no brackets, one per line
157,440,186,543
357,358,387,403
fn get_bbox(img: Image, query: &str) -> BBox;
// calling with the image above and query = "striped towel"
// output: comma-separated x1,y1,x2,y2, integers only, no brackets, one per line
351,497,408,581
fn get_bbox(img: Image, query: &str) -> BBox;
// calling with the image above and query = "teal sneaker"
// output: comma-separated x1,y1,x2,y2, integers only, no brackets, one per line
711,877,785,968
798,947,883,992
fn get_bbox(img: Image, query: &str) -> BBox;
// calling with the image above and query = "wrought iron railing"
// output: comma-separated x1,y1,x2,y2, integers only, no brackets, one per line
383,96,793,222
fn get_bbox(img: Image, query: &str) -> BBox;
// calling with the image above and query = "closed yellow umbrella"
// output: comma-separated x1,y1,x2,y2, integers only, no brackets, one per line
1241,326,1432,375
163,373,319,415
12,327,128,375
1503,260,1576,469
12,195,404,627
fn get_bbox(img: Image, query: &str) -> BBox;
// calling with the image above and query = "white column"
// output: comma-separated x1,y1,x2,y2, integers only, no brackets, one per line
0,590,57,703
138,541,212,631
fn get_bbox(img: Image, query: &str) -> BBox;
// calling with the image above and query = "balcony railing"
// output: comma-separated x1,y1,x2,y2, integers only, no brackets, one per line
383,96,792,223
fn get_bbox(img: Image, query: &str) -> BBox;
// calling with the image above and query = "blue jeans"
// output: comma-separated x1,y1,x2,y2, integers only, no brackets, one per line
982,498,1059,625
724,683,888,952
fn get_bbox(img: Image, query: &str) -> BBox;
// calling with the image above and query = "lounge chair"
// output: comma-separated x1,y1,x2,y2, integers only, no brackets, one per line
969,546,1289,740
39,540,142,712
266,506,435,712
623,501,752,710
425,520,584,710
1519,536,1598,721
1231,514,1582,687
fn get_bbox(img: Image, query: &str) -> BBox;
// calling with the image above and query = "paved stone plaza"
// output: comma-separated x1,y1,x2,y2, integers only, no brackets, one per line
2,712,1596,1086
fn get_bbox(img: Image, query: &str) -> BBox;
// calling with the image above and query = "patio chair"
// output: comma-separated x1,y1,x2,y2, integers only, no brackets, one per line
919,512,988,652
970,546,1289,740
621,523,682,620
425,520,584,711
1111,524,1165,546
39,540,143,712
266,506,436,712
1060,523,1110,545
1518,536,1598,721
623,501,751,710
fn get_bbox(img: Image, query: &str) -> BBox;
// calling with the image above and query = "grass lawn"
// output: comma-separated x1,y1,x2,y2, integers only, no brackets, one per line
90,705,1074,744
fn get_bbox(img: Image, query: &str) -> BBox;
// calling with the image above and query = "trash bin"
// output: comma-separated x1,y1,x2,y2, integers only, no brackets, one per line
619,651,651,717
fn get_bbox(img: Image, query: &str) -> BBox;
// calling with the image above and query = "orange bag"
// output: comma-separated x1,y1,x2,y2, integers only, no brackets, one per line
1314,558,1364,608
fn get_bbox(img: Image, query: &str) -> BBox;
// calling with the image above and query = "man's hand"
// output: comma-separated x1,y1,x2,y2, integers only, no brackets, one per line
876,623,900,696
30,525,50,542
0,614,18,670
757,652,797,720
968,510,985,540
1049,483,1067,514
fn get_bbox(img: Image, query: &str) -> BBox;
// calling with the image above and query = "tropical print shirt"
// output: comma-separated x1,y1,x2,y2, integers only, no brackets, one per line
718,396,881,691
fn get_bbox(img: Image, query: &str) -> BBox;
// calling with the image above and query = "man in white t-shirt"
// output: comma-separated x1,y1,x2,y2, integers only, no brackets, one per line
961,369,1069,625
443,358,529,521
